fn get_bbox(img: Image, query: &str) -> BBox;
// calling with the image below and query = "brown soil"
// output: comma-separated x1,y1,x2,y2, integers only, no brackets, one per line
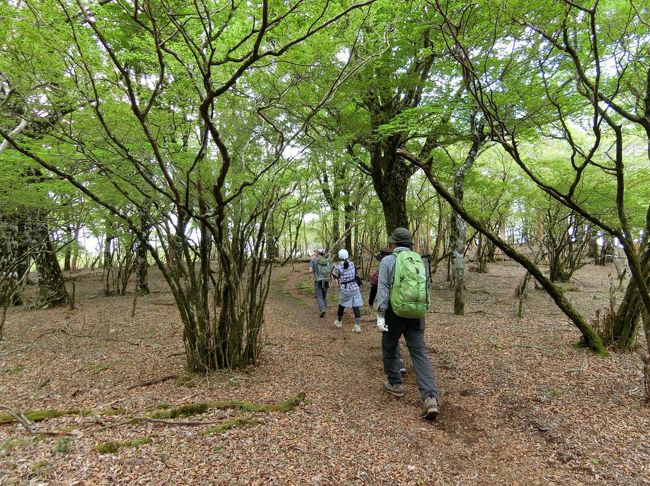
0,260,649,485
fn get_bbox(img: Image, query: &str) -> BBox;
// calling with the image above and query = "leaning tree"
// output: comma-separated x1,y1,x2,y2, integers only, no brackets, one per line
428,0,650,363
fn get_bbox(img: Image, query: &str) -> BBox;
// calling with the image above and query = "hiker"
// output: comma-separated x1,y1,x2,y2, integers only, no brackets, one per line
332,249,363,333
368,247,392,309
309,249,331,318
376,227,440,420
370,247,407,375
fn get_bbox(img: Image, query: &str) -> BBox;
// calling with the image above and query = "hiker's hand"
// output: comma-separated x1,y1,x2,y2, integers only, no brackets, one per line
376,315,388,333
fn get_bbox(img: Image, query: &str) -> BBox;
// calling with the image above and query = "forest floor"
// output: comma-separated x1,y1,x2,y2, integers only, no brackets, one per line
0,258,649,485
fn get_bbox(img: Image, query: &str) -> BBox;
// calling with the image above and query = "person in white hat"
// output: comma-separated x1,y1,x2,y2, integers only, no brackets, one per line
331,249,363,333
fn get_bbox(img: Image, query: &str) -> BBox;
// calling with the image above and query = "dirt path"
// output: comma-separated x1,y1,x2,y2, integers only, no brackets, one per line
0,262,649,484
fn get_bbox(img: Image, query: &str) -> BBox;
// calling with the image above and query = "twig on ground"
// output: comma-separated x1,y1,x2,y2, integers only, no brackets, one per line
97,398,127,409
126,374,178,390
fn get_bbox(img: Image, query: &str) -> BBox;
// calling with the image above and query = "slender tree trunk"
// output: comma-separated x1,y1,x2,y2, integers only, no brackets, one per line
596,236,614,265
136,239,150,296
265,214,280,259
344,203,353,254
450,113,486,316
430,198,446,275
103,234,115,295
63,225,73,272
31,217,68,307
450,209,466,315
331,209,340,251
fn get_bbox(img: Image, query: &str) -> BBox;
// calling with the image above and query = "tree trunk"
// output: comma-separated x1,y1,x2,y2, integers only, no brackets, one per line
588,232,599,260
265,214,280,259
63,225,73,272
104,234,114,269
331,209,340,251
31,218,68,307
549,255,570,282
344,203,354,255
596,236,614,265
476,232,489,273
450,112,486,316
370,142,414,234
612,239,650,349
135,207,151,295
450,209,466,315
430,198,446,275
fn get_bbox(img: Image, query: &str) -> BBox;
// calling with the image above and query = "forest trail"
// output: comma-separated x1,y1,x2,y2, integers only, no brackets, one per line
0,261,649,484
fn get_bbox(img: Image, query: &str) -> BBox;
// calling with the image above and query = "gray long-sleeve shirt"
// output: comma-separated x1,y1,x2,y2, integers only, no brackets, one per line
376,246,410,315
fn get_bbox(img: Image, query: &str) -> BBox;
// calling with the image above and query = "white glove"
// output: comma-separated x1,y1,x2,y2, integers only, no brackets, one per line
376,314,388,333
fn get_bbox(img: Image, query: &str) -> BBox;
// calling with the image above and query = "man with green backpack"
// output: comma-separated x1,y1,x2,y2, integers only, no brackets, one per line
375,227,440,420
310,249,332,318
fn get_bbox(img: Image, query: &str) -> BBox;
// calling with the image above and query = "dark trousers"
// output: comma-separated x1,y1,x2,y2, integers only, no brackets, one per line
382,307,439,401
314,281,328,312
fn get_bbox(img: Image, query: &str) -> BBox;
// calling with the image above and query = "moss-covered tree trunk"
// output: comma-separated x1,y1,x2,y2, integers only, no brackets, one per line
612,238,649,349
30,216,68,307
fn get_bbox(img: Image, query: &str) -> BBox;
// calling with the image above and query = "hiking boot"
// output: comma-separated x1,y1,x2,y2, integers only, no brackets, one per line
320,311,326,318
421,395,438,420
384,380,404,398
334,319,342,328
352,324,361,333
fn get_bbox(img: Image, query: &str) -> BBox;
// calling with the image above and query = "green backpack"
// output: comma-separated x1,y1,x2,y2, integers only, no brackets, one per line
390,250,429,318
315,257,332,282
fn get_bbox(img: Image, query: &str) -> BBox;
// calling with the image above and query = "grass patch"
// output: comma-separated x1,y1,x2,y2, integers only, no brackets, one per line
31,460,48,474
0,408,92,424
203,417,260,435
297,281,312,292
95,437,152,454
52,436,74,455
174,374,196,388
88,363,110,375
0,437,21,453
